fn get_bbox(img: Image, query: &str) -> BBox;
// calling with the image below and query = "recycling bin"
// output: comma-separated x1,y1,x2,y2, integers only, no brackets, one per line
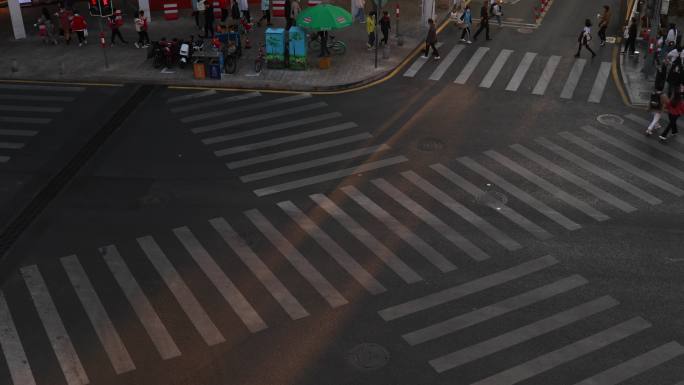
288,26,307,70
265,27,286,69
208,60,221,79
193,62,206,79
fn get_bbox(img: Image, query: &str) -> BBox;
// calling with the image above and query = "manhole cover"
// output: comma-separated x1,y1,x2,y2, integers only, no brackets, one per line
517,28,534,34
475,189,508,210
345,343,389,372
417,138,445,152
596,114,624,126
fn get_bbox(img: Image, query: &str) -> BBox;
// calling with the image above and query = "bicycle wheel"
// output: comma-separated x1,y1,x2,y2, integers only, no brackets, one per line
331,41,346,55
254,59,263,73
225,55,237,74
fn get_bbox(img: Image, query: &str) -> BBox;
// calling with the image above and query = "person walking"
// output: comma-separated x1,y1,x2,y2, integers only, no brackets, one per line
203,0,215,37
134,10,150,48
575,18,596,58
192,0,205,30
70,10,87,47
257,0,271,27
460,4,472,44
238,0,250,23
107,9,127,45
646,64,667,135
597,5,610,46
353,0,365,23
665,23,680,50
36,7,58,45
380,10,390,45
424,18,440,60
55,4,72,44
491,1,502,27
284,0,293,29
623,17,637,55
659,91,684,142
290,0,300,26
318,30,330,57
366,10,376,49
472,1,490,41
666,52,682,98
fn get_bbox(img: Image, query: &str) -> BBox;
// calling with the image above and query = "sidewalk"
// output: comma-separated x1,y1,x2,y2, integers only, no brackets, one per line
0,0,452,91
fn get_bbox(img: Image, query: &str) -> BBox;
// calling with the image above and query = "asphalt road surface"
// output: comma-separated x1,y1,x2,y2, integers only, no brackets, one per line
2,1,684,385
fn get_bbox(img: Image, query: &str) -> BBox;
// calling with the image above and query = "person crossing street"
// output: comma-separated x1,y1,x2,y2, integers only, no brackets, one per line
472,1,491,41
597,5,610,46
460,4,472,44
423,18,440,60
575,18,596,58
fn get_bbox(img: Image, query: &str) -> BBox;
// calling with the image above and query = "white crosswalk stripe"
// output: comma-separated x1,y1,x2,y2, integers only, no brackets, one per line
587,62,612,103
455,47,489,84
429,45,465,81
480,49,513,88
182,93,311,123
166,89,216,104
0,292,37,385
403,42,444,77
0,129,38,137
170,91,259,112
560,58,587,99
532,55,561,95
506,52,537,92
620,115,684,162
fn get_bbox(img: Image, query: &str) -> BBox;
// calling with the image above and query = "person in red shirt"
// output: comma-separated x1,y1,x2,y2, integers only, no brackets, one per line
107,9,127,45
55,4,72,44
70,10,88,46
659,91,684,142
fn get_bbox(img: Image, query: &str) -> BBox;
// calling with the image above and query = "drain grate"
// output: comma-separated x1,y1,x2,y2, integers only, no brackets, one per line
596,114,624,126
417,138,445,152
345,343,390,372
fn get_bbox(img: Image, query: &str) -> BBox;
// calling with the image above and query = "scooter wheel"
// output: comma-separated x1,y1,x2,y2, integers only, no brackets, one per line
254,60,263,73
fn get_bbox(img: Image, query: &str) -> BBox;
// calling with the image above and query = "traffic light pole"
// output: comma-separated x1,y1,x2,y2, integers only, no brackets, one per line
98,17,109,69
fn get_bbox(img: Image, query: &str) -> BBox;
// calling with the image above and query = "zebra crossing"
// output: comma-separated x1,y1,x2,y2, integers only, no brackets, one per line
404,44,613,104
3,109,684,383
166,89,407,197
0,83,86,164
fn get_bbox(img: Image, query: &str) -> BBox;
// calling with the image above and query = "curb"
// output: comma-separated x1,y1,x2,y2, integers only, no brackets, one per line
613,0,642,107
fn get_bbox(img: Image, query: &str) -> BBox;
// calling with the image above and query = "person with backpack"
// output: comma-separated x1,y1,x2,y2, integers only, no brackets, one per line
380,10,390,45
423,18,440,60
134,10,151,48
666,51,683,98
597,5,610,46
575,18,596,58
70,10,87,47
659,91,684,142
459,4,472,44
472,1,490,41
622,17,638,55
666,24,679,50
107,9,127,45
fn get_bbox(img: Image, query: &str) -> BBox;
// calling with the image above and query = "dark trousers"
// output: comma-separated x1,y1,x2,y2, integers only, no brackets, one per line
576,41,595,56
221,8,228,22
381,28,389,44
319,33,329,56
286,16,292,30
194,11,201,28
258,10,271,25
461,26,471,40
204,20,214,37
76,30,85,43
425,41,438,57
624,36,636,54
242,10,251,22
137,30,150,45
661,113,680,137
111,28,126,44
368,31,375,47
598,26,607,42
473,20,489,40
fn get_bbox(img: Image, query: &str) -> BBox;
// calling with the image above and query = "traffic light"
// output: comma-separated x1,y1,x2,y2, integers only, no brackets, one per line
89,0,114,17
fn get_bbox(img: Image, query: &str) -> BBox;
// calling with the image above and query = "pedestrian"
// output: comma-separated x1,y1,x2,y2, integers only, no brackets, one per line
460,4,472,44
318,30,330,57
659,91,684,142
472,1,490,41
423,18,440,60
290,0,300,26
646,63,668,135
134,10,150,48
666,52,682,98
231,0,241,27
366,10,376,49
238,0,250,23
597,5,610,46
203,0,215,37
353,0,365,23
622,17,637,55
192,0,205,30
55,4,72,44
575,18,596,58
665,23,680,49
220,0,229,22
284,0,292,29
70,10,87,47
491,1,502,27
36,7,58,45
380,10,390,45
107,9,127,45
257,0,271,27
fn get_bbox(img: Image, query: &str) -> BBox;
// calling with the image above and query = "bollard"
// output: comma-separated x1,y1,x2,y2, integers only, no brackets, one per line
11,59,18,73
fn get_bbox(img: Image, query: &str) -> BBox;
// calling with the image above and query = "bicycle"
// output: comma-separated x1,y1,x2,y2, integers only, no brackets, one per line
308,33,346,55
222,42,239,74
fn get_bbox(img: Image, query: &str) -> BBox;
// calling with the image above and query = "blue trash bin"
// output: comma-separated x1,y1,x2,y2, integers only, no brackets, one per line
208,60,221,79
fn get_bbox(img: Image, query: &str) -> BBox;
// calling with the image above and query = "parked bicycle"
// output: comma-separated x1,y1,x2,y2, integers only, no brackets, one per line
222,41,239,74
308,33,346,55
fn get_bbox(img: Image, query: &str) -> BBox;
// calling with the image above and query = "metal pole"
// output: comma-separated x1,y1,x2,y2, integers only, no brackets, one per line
374,3,379,68
642,0,660,78
98,17,110,69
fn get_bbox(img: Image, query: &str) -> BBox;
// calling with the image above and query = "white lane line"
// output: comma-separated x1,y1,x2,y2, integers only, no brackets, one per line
559,131,684,196
137,236,225,346
0,84,85,92
430,296,619,373
182,94,311,122
532,55,561,95
480,49,514,88
166,89,216,103
254,156,408,197
0,129,38,136
431,163,552,240
470,317,652,385
171,92,260,113
277,201,387,295
587,62,612,103
173,227,267,333
202,112,341,145
341,185,456,272
372,178,490,262
0,94,75,102
0,117,51,124
190,102,327,134
572,341,684,385
485,150,610,222
402,171,521,251
215,122,357,156
511,144,636,213
245,209,348,308
620,115,684,163
61,255,135,374
378,255,558,321
505,52,537,92
100,245,180,360
21,265,89,385
537,137,662,204
227,133,372,169
0,143,25,150
560,58,587,99
404,42,444,77
459,157,582,231
209,217,309,320
582,125,684,181
310,194,423,284
455,47,490,84
0,105,63,113
241,145,390,182
403,275,587,346
429,45,465,81
0,292,37,385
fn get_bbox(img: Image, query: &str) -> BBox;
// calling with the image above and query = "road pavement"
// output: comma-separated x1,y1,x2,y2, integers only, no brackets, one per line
2,0,684,385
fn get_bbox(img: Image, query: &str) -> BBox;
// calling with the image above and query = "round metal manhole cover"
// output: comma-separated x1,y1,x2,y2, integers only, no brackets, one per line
475,189,508,210
517,28,534,34
596,114,624,126
345,343,389,372
417,138,445,152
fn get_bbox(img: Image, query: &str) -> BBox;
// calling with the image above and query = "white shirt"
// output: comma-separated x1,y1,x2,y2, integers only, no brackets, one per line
666,28,678,44
238,0,248,11
666,48,681,63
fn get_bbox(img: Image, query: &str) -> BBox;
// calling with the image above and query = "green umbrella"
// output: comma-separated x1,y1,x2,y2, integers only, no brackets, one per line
296,4,353,31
